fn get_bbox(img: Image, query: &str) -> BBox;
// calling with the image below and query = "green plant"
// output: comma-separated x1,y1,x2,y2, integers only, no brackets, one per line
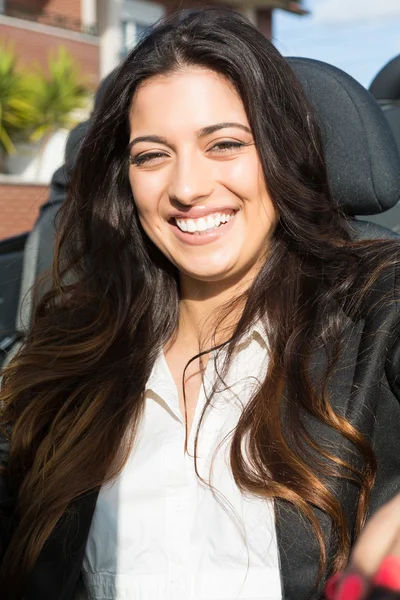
20,46,90,166
23,46,89,139
0,43,90,174
0,43,32,162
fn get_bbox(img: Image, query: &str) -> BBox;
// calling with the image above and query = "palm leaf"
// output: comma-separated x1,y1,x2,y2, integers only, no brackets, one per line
0,42,90,167
22,46,90,142
0,42,28,156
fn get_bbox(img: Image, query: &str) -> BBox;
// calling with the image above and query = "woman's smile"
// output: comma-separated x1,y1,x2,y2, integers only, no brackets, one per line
167,209,239,245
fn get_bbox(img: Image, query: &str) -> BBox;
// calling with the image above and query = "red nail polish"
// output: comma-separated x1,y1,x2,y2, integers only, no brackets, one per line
373,556,400,592
336,574,365,600
325,572,342,600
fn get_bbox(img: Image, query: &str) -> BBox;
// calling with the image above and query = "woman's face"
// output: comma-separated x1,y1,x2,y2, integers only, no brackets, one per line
128,67,277,286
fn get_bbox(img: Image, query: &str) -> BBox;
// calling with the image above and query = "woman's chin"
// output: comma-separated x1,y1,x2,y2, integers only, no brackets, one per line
180,264,236,283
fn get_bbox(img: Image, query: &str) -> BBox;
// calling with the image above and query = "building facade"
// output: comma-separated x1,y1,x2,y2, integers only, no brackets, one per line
96,0,308,78
0,0,308,83
0,0,100,87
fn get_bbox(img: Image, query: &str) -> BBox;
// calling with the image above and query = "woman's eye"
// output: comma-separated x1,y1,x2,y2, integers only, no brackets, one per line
210,141,245,153
130,152,167,166
130,141,246,165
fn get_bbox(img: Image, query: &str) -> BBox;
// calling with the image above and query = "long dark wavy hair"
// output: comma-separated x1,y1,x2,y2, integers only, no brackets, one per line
1,8,400,598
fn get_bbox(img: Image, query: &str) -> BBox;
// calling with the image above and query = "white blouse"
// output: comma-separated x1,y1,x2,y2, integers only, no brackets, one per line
76,322,282,600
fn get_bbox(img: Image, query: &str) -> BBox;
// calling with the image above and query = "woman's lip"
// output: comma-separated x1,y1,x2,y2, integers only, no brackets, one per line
168,212,237,245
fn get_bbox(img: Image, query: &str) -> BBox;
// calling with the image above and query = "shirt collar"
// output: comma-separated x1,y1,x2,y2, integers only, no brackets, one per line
236,317,269,351
145,317,269,395
145,347,175,396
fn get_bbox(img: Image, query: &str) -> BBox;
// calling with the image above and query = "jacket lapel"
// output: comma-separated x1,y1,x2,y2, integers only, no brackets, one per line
26,489,100,600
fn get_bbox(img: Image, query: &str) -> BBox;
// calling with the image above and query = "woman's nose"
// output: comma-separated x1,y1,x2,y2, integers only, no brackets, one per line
168,154,214,205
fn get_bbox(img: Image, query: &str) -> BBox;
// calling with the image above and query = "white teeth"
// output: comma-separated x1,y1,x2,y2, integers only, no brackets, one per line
206,215,215,230
196,217,208,232
178,219,188,232
187,220,197,233
174,212,235,234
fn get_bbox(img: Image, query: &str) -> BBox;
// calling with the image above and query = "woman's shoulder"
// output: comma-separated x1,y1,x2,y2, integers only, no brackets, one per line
354,259,400,323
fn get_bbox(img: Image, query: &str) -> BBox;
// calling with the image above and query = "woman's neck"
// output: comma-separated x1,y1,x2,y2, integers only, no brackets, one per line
176,272,254,350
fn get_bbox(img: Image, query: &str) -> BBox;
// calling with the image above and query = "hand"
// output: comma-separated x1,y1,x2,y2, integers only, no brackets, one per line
325,493,400,600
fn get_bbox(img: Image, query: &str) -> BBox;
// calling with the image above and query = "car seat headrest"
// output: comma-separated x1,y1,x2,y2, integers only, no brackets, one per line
383,106,400,155
287,57,400,216
369,54,400,101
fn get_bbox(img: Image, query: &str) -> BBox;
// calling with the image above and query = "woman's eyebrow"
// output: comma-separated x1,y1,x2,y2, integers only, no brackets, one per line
127,122,252,151
128,135,169,150
198,122,252,137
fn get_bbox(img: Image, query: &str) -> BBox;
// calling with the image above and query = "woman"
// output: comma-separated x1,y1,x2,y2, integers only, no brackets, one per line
0,8,400,600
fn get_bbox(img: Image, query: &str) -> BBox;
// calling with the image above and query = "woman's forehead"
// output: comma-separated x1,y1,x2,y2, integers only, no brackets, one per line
129,68,248,134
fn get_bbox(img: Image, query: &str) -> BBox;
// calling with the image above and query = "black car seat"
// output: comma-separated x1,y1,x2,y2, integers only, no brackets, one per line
357,54,400,233
369,53,400,166
287,57,400,241
2,59,400,368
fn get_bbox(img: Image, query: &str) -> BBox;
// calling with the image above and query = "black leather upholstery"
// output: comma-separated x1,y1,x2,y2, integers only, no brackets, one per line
287,57,400,216
357,54,400,233
369,53,400,101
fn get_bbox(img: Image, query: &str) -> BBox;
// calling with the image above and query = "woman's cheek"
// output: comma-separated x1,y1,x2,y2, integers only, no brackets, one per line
220,156,258,197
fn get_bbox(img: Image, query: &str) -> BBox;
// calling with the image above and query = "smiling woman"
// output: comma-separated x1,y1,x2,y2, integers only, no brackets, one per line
1,7,400,600
128,68,276,283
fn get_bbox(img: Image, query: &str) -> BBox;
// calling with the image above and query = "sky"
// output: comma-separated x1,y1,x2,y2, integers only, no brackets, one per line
274,0,400,88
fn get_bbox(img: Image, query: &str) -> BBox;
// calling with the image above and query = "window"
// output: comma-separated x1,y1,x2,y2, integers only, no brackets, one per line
120,0,165,56
121,20,151,55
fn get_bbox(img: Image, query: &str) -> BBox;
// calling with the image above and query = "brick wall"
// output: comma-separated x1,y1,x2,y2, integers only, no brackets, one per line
0,22,99,86
6,0,82,23
41,0,82,22
0,182,48,239
6,0,48,12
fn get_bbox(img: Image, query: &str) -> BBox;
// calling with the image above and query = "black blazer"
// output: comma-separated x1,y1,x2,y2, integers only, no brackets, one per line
1,271,400,600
